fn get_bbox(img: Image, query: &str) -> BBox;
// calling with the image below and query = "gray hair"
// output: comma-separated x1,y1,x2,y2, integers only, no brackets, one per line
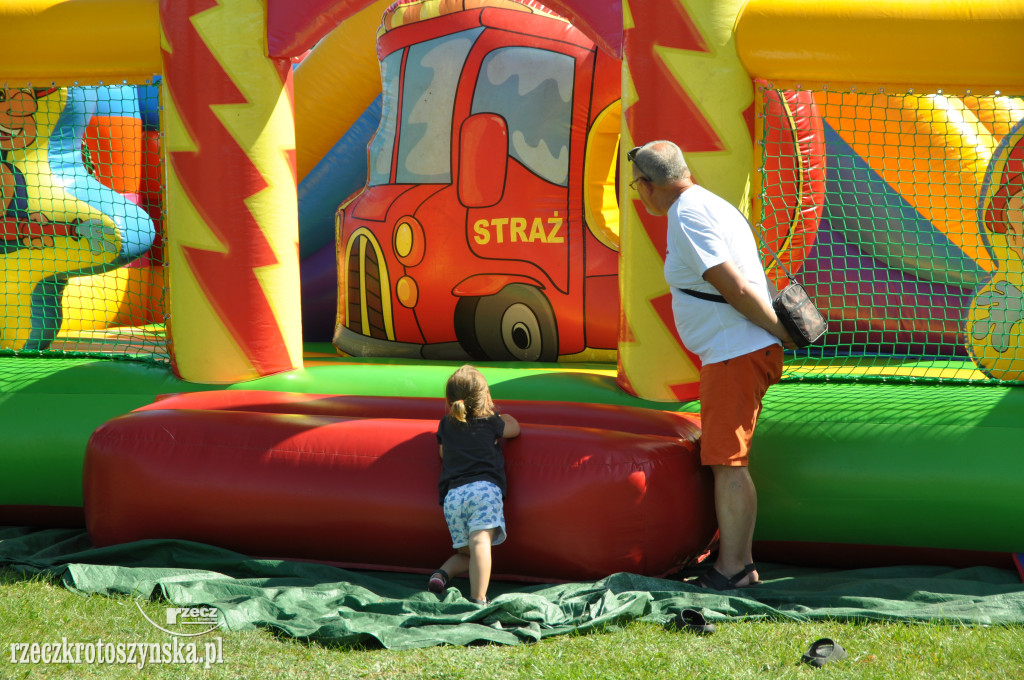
632,140,689,185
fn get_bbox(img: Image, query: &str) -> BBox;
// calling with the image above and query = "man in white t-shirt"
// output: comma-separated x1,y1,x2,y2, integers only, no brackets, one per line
628,140,795,590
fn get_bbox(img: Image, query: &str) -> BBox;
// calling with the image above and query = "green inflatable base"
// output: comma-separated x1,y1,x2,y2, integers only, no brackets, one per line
2,353,1022,557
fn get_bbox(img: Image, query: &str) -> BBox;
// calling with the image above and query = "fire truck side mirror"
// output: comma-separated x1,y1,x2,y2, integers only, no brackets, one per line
457,113,508,208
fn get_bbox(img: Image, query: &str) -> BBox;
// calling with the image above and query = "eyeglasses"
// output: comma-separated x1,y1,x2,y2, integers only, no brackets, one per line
629,175,647,190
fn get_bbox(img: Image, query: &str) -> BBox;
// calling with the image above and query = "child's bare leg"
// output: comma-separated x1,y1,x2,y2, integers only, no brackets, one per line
438,549,470,579
467,528,496,601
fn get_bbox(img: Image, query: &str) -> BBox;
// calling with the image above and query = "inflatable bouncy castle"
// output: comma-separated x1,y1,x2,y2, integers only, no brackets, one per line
1,0,1023,580
333,2,622,363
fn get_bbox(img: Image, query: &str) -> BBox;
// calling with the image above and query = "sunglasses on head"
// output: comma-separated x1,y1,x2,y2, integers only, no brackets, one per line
627,146,648,189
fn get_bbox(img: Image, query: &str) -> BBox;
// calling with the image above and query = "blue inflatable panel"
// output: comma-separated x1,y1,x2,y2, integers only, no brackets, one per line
136,77,161,132
300,241,339,342
297,95,381,259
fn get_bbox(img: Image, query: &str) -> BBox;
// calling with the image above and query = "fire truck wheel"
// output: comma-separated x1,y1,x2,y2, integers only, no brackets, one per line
455,284,558,362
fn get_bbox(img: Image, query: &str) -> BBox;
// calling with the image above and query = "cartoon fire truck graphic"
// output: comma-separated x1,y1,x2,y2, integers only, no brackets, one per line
334,1,621,362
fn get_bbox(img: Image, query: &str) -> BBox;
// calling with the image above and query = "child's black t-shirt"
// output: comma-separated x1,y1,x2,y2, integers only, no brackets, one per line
435,414,507,505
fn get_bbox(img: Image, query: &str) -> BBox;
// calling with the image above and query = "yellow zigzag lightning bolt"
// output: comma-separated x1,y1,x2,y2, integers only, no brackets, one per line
163,0,301,379
621,0,753,400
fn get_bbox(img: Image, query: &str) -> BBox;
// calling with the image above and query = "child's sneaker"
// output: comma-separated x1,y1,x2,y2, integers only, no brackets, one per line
427,570,449,594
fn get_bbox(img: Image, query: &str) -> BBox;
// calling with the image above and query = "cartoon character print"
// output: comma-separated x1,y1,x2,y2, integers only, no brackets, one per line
1,88,81,250
0,86,154,351
966,118,1024,381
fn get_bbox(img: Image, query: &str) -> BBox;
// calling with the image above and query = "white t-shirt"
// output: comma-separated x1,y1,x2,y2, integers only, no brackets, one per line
663,185,780,364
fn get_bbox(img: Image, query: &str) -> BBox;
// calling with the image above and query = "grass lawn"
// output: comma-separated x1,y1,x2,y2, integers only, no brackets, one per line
1,568,1022,679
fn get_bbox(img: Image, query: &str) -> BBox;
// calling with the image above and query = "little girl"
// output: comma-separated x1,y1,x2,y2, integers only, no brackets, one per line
429,365,520,604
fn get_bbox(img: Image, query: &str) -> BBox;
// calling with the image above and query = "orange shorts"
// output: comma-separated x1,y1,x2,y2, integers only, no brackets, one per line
698,344,783,467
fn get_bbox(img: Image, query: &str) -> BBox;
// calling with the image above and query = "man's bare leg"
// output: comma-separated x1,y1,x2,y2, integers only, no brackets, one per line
710,465,758,586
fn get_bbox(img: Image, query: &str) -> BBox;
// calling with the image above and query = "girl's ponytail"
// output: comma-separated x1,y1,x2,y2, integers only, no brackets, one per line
449,398,468,423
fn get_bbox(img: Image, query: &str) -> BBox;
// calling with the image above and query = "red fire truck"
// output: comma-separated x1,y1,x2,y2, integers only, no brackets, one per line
334,1,621,362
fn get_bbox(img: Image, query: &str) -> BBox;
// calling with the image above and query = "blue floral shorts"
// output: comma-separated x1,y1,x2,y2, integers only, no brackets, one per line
443,480,506,549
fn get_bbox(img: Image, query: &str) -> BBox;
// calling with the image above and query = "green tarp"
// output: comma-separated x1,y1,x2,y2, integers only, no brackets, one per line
2,527,1023,650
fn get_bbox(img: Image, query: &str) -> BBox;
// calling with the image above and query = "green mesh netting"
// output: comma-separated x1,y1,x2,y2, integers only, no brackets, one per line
5,81,1023,384
1,82,166,364
759,87,1024,386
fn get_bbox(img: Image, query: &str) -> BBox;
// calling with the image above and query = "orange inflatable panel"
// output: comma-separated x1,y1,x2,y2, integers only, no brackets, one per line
84,392,714,582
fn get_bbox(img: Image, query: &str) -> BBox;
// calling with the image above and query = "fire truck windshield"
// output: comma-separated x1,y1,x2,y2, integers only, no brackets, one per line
471,46,572,187
368,29,483,187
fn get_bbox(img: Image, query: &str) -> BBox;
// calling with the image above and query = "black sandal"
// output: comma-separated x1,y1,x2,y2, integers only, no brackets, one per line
694,563,757,590
666,608,716,635
427,569,450,594
801,638,848,667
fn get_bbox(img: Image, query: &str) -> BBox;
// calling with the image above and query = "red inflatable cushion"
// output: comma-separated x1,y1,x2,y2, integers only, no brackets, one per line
84,392,714,582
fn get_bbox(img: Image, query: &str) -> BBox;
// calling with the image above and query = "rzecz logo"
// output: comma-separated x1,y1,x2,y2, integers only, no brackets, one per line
135,603,219,637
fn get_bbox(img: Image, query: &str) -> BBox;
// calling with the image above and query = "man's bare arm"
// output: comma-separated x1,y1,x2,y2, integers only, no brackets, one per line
703,261,797,349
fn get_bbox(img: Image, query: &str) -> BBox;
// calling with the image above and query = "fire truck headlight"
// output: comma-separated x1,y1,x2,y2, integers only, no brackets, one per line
396,276,419,308
393,217,425,266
